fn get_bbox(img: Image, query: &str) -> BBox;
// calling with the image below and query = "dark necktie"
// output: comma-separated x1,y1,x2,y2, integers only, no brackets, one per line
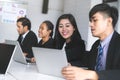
20,35,23,43
95,44,103,71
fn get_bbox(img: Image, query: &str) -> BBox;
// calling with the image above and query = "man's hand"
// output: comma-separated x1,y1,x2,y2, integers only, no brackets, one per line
62,66,98,80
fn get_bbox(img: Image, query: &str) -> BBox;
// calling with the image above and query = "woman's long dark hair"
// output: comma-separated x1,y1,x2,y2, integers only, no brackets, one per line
54,14,83,49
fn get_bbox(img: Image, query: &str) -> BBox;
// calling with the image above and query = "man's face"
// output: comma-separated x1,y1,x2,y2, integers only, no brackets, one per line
89,12,110,39
16,22,25,35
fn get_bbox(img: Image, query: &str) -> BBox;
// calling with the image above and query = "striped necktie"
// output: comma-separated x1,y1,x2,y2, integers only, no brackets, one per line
95,44,103,71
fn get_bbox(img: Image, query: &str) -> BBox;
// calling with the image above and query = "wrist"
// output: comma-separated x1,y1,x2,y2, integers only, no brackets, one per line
87,70,99,80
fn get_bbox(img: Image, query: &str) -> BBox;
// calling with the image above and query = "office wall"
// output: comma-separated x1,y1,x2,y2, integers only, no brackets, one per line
116,0,120,33
0,0,64,42
63,0,90,47
25,0,64,39
0,0,28,42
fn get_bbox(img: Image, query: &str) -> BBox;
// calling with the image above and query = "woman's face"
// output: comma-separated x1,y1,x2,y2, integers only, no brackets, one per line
38,23,51,38
58,19,75,40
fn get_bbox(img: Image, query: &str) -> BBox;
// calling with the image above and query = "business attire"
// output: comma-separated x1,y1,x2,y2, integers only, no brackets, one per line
17,30,38,58
37,38,54,48
87,31,120,80
64,38,85,67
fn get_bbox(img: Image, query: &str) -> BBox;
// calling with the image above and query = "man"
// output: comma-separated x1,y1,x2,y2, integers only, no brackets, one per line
62,3,120,80
17,17,38,63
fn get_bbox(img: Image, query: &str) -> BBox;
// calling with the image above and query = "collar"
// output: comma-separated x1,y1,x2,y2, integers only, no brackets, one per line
100,31,114,48
22,30,30,39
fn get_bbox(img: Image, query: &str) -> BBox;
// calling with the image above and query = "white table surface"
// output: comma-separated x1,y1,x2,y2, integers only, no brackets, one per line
0,73,16,80
6,61,65,80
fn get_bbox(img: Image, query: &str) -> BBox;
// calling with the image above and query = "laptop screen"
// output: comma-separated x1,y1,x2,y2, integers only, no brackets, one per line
32,47,68,78
0,43,15,74
5,40,27,64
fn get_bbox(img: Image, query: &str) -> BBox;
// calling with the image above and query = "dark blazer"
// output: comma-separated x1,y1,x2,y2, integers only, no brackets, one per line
17,31,38,58
65,38,85,67
37,38,54,49
88,31,120,80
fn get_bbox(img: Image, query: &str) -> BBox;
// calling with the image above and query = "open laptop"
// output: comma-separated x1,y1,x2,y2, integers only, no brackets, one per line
32,47,68,78
0,43,16,76
5,40,27,64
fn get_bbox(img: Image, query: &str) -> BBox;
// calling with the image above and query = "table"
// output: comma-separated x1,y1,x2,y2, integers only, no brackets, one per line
7,61,65,80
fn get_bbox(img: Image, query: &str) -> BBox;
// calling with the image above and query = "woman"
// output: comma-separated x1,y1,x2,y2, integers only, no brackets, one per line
54,14,86,67
38,20,54,48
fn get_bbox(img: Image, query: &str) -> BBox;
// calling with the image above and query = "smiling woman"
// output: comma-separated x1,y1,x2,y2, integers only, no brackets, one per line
103,0,117,3
54,14,86,67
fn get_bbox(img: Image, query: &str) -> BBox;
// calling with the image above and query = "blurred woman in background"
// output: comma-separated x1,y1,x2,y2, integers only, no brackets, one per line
38,20,54,48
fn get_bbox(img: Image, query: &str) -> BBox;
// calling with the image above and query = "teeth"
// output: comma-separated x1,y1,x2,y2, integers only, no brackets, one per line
62,32,67,35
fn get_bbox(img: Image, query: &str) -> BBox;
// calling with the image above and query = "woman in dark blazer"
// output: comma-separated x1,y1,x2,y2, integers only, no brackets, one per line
54,14,85,67
37,20,54,49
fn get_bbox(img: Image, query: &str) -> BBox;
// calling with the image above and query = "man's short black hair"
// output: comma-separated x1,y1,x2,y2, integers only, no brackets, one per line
89,3,118,28
17,17,31,30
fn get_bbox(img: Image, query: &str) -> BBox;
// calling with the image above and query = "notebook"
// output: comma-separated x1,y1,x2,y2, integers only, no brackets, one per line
32,47,68,78
5,40,27,64
0,43,16,76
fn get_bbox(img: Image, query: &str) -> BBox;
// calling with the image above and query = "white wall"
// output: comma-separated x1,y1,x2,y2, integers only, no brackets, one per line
25,0,64,38
0,0,64,42
63,0,90,48
116,0,120,33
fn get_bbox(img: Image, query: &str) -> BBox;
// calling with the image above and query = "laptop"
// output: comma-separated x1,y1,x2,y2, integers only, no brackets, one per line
0,43,16,76
32,47,68,78
5,40,27,64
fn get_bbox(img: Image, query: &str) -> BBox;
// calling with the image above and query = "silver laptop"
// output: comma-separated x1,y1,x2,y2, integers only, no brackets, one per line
5,40,27,64
0,43,16,76
32,47,68,78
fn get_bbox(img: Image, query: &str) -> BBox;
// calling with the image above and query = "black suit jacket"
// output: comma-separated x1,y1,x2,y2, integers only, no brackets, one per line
37,38,54,49
17,31,38,58
65,38,85,67
88,31,120,80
